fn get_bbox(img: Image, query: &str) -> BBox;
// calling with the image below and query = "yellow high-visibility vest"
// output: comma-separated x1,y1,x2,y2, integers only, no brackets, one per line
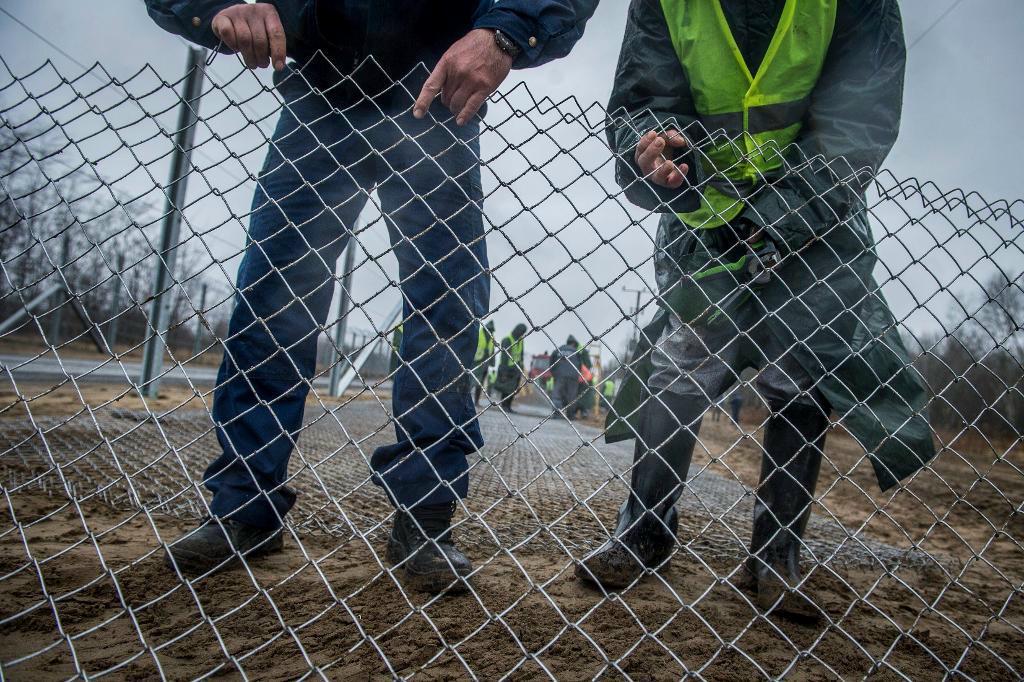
475,325,495,363
602,379,616,398
660,0,836,229
501,334,523,369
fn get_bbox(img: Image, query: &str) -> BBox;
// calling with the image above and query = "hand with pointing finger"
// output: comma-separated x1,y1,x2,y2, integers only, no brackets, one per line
211,3,286,71
635,129,690,189
414,29,514,126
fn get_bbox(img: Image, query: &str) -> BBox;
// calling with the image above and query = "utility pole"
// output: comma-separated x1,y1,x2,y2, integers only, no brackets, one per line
107,254,125,350
329,301,402,398
139,47,207,397
191,282,208,358
623,285,644,355
47,230,72,346
328,239,358,397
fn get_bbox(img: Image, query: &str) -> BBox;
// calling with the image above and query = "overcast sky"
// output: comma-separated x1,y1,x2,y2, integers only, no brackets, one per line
1,0,1022,368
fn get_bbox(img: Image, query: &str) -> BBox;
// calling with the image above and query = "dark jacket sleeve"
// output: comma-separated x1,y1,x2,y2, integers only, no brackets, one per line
144,0,243,50
145,0,318,58
473,0,599,69
605,0,702,214
743,0,906,254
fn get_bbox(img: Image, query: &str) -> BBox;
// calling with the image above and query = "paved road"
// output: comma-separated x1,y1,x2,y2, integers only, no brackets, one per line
1,353,219,386
0,353,390,393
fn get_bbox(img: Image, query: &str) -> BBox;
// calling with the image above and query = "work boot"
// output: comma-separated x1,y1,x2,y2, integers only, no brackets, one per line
387,502,473,594
577,392,703,590
749,403,827,618
165,517,284,576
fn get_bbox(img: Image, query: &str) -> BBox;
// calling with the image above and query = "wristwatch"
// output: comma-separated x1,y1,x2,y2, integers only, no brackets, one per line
493,29,522,59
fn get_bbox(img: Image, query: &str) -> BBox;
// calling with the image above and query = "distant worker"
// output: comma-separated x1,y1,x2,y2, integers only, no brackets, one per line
495,324,528,412
573,339,594,418
585,0,935,618
729,391,744,424
549,335,584,419
473,320,497,404
577,369,596,420
600,378,616,413
389,323,403,374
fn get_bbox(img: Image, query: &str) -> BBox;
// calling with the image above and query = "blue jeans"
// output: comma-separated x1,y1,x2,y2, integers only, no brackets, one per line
205,69,488,528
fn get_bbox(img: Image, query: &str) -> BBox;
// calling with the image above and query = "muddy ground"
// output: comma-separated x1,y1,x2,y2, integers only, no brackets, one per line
0,382,1021,680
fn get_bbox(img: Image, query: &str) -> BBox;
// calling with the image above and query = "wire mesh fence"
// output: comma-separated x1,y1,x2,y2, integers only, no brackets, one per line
0,50,1021,680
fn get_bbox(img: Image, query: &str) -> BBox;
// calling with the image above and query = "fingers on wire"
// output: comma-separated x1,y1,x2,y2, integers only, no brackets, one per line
265,12,286,71
247,14,270,68
637,129,688,188
414,61,447,119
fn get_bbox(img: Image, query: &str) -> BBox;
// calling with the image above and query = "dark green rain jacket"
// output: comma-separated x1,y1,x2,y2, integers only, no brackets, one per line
604,0,936,490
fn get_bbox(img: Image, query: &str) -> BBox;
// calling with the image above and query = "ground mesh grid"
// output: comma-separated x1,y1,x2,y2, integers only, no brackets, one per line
0,50,1021,680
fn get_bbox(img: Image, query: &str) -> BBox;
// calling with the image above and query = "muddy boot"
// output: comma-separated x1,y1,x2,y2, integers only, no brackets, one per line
577,392,704,590
165,517,284,576
387,503,473,594
749,403,827,618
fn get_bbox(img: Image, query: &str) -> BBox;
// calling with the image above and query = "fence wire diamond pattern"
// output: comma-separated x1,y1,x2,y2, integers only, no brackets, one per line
0,52,1021,679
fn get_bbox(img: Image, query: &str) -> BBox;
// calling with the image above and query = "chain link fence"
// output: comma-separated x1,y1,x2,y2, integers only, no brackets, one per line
0,51,1021,679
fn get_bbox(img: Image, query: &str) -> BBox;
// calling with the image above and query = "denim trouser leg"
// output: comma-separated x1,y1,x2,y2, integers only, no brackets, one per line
206,88,373,529
205,74,490,523
368,100,489,509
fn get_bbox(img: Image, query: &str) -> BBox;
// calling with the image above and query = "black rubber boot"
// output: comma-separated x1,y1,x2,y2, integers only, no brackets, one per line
387,503,473,594
165,517,284,576
749,403,827,618
577,392,703,590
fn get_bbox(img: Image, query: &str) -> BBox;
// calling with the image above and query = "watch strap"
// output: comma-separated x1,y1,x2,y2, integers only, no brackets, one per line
493,29,522,59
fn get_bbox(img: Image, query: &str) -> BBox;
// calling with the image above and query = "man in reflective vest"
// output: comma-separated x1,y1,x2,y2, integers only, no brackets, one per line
389,323,403,374
600,377,616,413
585,0,934,617
576,364,596,419
494,324,527,412
473,320,497,404
549,336,584,419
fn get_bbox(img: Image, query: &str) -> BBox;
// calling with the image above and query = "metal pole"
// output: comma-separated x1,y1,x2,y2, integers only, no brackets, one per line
192,282,208,358
330,301,403,398
623,285,644,354
107,254,124,349
328,240,358,397
0,283,61,336
139,47,207,397
48,230,71,345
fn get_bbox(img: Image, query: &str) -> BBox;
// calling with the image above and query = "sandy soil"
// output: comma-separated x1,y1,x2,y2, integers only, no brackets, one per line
0,492,1020,681
0,385,1021,679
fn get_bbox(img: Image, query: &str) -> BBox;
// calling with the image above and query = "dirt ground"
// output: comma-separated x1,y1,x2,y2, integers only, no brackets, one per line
0,384,1021,679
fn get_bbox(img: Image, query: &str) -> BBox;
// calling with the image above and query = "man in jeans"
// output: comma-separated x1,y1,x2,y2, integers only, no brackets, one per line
145,0,597,593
